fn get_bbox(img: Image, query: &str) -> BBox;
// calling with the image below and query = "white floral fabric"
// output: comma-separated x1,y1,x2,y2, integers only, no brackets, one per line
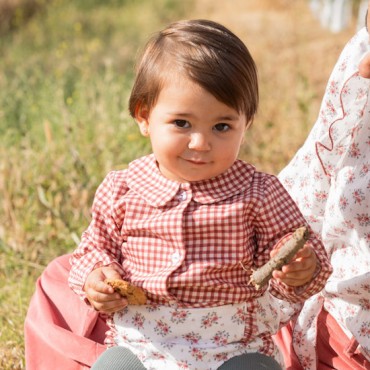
113,295,283,370
279,27,370,369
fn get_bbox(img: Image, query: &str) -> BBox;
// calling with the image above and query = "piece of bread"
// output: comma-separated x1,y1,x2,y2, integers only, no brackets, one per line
105,278,147,305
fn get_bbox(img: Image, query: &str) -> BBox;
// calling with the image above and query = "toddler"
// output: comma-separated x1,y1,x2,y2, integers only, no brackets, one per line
69,19,332,370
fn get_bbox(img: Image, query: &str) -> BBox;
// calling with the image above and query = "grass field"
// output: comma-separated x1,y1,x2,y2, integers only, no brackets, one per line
0,0,357,368
0,1,188,367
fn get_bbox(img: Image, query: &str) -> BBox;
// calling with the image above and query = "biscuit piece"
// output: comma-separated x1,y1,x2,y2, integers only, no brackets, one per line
105,279,147,305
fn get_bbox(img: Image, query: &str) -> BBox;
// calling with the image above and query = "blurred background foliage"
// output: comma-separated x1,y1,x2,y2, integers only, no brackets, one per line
0,0,358,368
1,0,189,259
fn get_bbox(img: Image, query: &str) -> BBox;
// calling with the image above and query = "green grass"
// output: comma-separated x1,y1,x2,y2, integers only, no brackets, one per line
0,0,190,368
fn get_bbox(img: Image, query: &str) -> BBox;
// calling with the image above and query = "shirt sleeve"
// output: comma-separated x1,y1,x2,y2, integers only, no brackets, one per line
253,175,332,303
68,171,127,299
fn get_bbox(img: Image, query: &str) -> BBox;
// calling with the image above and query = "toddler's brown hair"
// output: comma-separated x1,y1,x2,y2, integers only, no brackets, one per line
129,19,258,123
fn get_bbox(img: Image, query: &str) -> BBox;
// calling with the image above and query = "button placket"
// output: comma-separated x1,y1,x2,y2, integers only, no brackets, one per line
171,251,181,264
168,184,189,285
177,190,187,201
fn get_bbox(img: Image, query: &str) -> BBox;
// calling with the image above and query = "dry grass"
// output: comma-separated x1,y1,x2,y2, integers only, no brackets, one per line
0,0,46,34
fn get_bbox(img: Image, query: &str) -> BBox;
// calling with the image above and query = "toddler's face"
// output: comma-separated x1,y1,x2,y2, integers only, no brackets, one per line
135,75,248,182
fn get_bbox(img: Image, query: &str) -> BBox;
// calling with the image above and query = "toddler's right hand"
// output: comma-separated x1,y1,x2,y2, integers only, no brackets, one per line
83,265,128,314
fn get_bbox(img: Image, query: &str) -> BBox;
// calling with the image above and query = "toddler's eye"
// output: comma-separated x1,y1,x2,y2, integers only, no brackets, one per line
174,120,190,128
214,123,230,132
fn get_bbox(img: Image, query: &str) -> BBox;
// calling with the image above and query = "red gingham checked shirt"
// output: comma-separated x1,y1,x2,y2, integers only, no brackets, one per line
69,154,332,307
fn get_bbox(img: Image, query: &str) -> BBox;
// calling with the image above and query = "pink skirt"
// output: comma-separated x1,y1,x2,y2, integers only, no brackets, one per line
275,308,370,370
24,254,108,370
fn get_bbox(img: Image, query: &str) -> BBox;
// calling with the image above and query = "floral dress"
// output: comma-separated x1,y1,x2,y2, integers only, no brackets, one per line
279,27,370,369
112,296,283,370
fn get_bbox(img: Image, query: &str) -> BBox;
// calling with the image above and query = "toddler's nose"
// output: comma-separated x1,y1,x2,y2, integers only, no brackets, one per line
188,132,210,151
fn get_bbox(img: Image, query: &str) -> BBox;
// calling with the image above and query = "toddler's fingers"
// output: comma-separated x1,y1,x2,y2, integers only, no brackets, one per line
280,245,311,264
96,279,116,294
85,266,122,294
294,245,313,258
281,257,314,274
275,276,310,287
91,297,128,314
102,265,123,280
273,268,314,286
86,288,127,313
86,287,121,303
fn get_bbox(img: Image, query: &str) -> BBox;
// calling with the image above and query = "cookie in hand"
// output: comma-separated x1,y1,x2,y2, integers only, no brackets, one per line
105,279,147,305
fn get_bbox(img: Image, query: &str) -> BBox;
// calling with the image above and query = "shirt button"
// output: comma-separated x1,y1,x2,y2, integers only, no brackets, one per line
177,190,187,201
171,251,181,264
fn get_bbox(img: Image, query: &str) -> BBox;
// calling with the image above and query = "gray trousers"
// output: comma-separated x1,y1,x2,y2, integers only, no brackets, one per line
91,346,282,370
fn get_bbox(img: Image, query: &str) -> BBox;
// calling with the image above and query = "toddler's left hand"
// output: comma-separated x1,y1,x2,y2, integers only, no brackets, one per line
271,245,317,287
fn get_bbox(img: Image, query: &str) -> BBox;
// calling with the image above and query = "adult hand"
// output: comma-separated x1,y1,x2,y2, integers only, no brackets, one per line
84,265,128,314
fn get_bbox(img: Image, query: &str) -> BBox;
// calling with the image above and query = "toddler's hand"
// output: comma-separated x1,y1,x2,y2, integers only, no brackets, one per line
84,265,128,314
271,245,317,287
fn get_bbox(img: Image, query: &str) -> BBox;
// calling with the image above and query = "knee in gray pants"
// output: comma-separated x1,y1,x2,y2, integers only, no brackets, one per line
91,347,282,370
218,352,282,370
91,346,146,370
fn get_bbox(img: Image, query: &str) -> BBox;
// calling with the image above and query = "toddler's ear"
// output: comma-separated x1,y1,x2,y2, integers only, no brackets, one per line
134,104,150,137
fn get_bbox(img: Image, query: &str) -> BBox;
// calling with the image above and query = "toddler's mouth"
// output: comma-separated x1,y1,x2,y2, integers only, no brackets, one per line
184,158,208,165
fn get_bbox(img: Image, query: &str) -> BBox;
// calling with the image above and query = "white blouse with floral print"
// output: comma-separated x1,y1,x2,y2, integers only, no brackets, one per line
279,27,370,369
